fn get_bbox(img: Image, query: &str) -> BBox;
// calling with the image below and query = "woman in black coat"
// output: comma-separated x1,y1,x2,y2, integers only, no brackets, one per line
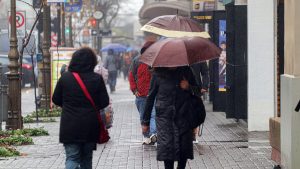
142,66,200,169
52,47,109,169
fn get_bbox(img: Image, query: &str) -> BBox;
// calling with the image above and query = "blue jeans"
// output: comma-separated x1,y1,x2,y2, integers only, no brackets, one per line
64,143,95,169
108,71,117,91
135,96,156,138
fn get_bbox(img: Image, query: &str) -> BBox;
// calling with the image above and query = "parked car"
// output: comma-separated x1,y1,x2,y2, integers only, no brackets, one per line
0,30,38,87
0,55,35,87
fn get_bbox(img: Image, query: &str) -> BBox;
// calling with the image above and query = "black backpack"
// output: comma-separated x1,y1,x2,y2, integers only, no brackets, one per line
129,55,141,82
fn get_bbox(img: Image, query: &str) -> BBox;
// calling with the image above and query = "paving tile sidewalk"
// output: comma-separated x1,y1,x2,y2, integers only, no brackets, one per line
1,79,277,169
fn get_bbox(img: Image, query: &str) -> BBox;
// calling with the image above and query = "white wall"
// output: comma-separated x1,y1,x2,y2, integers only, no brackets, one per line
247,0,276,131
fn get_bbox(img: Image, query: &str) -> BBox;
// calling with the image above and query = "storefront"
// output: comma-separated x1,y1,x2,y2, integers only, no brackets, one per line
191,0,248,121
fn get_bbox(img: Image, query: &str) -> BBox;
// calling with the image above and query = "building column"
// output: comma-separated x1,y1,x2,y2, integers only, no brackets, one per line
281,0,300,168
247,0,276,131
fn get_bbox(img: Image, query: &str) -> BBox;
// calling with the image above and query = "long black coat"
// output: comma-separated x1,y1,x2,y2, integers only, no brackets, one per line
143,67,199,161
52,72,109,144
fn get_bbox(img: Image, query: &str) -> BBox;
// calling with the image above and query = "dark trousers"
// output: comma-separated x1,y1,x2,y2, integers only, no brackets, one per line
107,71,117,92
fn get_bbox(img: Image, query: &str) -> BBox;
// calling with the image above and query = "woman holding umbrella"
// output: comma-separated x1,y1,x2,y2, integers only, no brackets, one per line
142,66,199,169
140,37,221,169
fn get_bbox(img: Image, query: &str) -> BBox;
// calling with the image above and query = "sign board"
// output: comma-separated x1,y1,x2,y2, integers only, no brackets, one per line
50,48,76,95
192,0,215,12
93,11,103,20
47,0,66,2
8,11,26,37
218,20,226,92
65,0,83,12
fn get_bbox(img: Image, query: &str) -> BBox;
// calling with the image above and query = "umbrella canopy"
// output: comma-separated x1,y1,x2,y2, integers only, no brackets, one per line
140,37,221,67
141,15,210,38
101,43,127,52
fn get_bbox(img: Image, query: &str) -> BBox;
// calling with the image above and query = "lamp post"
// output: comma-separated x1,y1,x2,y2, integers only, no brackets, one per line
41,0,51,109
6,0,22,129
69,14,73,47
61,3,66,47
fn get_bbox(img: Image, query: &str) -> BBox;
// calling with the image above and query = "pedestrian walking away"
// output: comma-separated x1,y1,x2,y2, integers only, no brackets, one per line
142,66,202,169
190,62,209,143
129,41,157,145
104,49,118,93
52,47,109,169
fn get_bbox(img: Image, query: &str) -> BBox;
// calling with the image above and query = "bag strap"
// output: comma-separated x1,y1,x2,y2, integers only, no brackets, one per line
72,72,96,109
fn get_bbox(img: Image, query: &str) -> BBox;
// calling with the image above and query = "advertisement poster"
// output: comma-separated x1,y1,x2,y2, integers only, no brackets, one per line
192,0,215,12
51,48,76,94
218,20,226,91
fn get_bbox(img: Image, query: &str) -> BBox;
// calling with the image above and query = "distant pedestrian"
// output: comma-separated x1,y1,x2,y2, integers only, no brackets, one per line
94,56,108,84
121,52,132,80
52,47,109,169
190,62,209,143
103,49,118,93
142,66,201,169
60,64,68,76
129,41,157,145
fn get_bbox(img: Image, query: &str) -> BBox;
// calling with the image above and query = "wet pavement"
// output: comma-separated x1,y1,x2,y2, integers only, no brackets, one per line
1,78,277,169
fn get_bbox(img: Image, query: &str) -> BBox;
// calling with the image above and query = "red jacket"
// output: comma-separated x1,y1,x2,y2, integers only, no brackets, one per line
129,63,151,97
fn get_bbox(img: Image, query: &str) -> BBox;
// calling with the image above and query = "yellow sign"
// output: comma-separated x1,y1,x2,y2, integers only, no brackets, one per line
193,15,213,20
50,48,76,95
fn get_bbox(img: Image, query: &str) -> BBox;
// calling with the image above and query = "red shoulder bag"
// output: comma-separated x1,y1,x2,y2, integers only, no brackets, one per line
72,72,110,144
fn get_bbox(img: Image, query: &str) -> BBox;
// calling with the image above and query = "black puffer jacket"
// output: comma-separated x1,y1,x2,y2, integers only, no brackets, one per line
143,67,199,161
52,71,109,144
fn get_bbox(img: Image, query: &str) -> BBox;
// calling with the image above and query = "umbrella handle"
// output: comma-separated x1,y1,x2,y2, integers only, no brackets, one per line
295,99,300,112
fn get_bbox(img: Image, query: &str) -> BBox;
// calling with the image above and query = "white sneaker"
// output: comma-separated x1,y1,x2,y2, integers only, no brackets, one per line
193,139,199,144
142,138,151,145
150,134,157,143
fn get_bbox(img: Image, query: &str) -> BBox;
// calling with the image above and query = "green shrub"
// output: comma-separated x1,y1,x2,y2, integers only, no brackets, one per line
0,128,49,137
27,108,62,118
0,135,33,146
0,146,20,157
23,117,56,123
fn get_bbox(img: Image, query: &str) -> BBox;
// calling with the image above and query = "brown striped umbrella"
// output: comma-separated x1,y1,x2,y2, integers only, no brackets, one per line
141,15,210,38
140,37,221,67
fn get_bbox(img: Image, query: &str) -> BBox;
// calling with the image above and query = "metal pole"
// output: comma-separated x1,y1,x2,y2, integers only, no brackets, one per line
57,3,61,47
69,14,73,47
7,0,22,129
41,0,51,110
96,19,101,53
61,3,66,47
30,53,39,122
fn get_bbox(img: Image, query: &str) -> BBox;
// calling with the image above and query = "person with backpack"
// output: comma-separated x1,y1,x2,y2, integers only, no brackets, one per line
190,62,209,143
128,41,157,145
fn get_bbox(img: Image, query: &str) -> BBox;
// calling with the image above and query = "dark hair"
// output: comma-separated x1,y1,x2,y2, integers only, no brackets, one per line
140,41,155,54
68,47,98,73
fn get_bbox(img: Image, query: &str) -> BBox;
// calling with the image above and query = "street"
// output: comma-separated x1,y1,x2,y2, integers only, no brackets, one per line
0,78,276,169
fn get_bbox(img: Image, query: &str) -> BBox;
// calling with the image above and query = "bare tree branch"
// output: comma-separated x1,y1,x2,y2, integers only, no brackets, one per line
17,0,38,15
19,3,43,58
108,3,120,27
